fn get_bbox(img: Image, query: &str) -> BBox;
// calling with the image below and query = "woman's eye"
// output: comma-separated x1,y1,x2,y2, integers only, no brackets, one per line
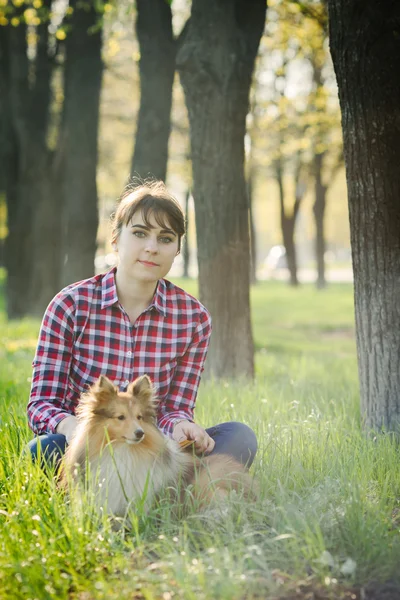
117,415,126,421
133,231,145,238
159,237,173,244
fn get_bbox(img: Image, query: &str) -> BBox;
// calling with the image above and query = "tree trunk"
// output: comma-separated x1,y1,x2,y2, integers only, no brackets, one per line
131,0,176,181
58,0,103,289
182,188,190,278
28,10,62,315
328,0,400,431
276,159,300,287
1,22,33,318
177,0,266,379
2,12,58,317
313,152,327,289
0,29,20,304
247,168,257,285
282,219,298,287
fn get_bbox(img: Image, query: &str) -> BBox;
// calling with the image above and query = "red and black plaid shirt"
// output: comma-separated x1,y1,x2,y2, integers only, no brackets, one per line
28,268,212,437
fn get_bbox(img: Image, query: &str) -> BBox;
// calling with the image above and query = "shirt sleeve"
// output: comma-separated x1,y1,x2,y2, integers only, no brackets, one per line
157,307,212,436
27,293,76,435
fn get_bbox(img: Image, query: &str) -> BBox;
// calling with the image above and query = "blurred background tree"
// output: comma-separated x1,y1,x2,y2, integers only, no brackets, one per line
251,0,343,288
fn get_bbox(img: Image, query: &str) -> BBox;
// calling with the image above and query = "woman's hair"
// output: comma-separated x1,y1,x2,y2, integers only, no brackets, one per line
111,179,186,251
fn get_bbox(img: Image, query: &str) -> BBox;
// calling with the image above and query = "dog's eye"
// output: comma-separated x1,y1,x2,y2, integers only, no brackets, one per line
137,415,143,421
117,415,126,421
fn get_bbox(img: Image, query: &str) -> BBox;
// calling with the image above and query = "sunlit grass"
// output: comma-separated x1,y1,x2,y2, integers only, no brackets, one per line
1,277,399,599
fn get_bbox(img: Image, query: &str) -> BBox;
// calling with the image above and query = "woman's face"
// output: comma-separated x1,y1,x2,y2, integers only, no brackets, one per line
114,210,179,283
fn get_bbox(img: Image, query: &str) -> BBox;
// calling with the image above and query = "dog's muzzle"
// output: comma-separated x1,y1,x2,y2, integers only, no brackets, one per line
123,428,145,445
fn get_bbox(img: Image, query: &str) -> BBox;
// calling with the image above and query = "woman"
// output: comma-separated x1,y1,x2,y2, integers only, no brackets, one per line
27,181,257,467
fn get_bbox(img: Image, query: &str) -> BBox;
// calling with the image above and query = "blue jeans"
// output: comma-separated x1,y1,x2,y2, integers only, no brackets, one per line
27,421,258,469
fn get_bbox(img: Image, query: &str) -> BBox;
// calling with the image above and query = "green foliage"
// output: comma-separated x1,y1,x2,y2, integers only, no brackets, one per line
0,0,52,27
1,279,399,598
252,0,342,182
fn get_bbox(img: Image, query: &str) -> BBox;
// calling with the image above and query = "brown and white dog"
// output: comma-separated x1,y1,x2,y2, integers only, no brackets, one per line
61,375,256,518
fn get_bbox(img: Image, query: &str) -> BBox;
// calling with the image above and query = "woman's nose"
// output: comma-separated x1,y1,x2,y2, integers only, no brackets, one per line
145,237,158,252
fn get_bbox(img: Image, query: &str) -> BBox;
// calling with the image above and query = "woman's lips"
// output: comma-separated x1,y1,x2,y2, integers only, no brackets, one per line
138,260,159,267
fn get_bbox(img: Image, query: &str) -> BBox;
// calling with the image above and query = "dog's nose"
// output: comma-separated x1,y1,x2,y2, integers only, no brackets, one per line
135,428,144,439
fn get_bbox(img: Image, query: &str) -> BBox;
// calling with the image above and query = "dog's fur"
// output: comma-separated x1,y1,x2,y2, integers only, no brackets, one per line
61,375,256,518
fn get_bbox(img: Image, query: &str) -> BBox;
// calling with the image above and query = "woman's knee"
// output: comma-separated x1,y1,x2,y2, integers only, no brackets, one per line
207,421,258,467
230,421,258,464
26,434,67,466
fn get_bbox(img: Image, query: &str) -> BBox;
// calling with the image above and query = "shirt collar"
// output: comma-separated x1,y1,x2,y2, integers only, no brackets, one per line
101,267,167,317
150,278,168,317
101,267,119,308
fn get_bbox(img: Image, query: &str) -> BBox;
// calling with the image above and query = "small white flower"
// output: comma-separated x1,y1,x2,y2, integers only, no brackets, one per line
340,558,357,576
316,550,335,568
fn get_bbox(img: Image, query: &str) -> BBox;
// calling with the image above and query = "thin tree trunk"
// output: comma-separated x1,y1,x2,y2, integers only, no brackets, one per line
276,159,301,287
182,189,190,278
131,0,176,181
329,0,400,431
177,0,266,379
58,0,103,288
282,221,298,286
310,57,328,290
0,93,5,198
247,168,257,285
313,152,327,289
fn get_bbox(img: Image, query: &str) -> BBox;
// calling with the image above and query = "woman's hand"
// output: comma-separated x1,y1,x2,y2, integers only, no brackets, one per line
56,415,78,443
172,420,215,455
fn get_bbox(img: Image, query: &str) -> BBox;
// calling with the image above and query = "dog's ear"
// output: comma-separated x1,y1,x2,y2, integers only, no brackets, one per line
127,375,153,399
128,375,158,422
91,375,117,402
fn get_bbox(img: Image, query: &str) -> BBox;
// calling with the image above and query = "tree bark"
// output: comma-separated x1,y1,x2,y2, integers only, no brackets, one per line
58,0,103,289
313,152,327,289
177,0,266,379
328,0,400,431
131,0,176,181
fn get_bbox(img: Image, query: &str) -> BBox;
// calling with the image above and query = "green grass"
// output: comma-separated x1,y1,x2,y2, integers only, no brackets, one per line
1,277,399,599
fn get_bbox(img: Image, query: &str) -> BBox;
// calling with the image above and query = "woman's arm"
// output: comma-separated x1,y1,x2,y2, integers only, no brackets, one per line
27,293,76,436
157,308,212,436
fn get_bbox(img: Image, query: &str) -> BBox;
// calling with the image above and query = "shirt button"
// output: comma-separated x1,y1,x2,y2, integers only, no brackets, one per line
127,351,132,357
125,379,130,386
